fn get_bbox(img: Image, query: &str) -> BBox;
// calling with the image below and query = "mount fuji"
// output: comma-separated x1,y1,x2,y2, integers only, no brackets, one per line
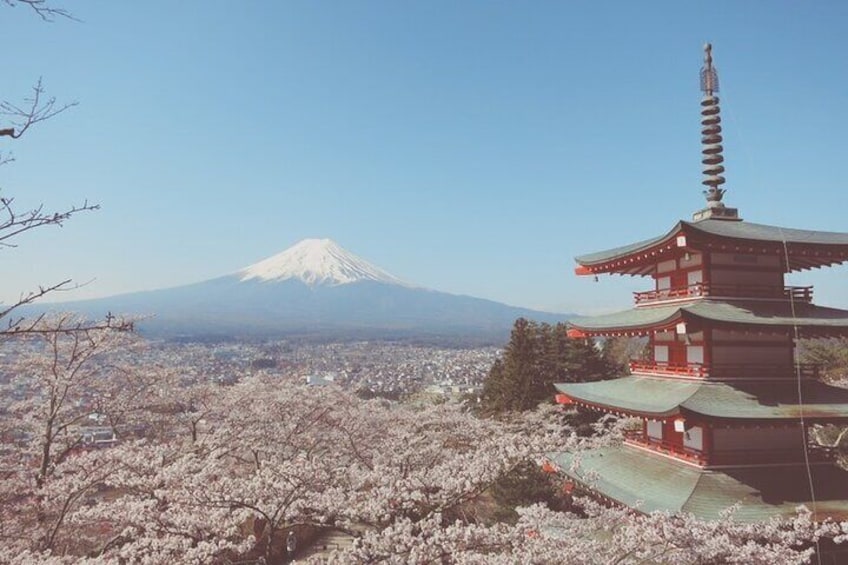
32,239,569,343
239,239,410,287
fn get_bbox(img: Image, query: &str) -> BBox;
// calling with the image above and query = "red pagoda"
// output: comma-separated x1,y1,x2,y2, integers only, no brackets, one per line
550,44,848,522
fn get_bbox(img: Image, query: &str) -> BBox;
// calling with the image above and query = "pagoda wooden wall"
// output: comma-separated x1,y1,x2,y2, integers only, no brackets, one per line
709,252,784,288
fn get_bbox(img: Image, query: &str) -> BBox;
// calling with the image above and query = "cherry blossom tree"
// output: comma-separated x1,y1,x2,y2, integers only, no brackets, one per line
5,317,154,484
59,377,583,563
0,371,584,562
0,318,170,558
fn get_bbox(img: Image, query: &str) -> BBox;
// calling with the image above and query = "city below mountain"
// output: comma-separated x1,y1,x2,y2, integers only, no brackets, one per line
33,239,569,343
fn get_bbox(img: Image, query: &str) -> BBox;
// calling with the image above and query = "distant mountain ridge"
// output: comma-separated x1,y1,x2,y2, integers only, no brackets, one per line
28,239,570,343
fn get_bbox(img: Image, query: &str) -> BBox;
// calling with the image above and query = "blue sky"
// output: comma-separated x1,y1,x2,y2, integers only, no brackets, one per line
3,1,847,314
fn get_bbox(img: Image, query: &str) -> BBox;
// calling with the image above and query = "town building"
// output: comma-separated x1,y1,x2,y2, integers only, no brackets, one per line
549,44,848,522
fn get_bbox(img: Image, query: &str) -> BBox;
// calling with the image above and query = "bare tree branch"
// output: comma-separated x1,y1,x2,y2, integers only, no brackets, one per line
0,195,99,247
0,280,133,338
2,0,77,22
0,195,105,335
0,279,74,322
1,311,134,338
1,78,78,140
0,196,103,331
0,0,112,339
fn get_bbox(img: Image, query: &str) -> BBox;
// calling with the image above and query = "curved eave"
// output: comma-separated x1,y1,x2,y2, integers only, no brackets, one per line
685,220,848,272
685,301,848,337
554,377,697,417
568,301,848,338
681,380,848,421
568,303,684,337
549,446,848,522
555,377,848,421
574,222,684,276
573,219,848,276
686,219,848,246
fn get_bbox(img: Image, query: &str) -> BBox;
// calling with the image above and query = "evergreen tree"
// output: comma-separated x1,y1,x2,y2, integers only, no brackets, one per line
481,318,541,413
489,460,565,523
598,336,646,375
481,319,614,414
798,338,848,382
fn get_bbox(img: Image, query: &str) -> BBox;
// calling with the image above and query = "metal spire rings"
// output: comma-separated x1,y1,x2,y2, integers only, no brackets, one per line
700,43,726,206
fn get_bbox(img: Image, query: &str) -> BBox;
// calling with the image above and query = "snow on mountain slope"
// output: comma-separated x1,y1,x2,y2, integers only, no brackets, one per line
239,238,410,287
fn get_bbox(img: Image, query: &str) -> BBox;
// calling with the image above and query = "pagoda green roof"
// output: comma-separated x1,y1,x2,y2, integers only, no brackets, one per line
575,219,848,270
550,445,848,522
556,377,695,416
555,376,848,420
691,219,848,246
568,300,848,335
569,303,682,332
575,227,678,266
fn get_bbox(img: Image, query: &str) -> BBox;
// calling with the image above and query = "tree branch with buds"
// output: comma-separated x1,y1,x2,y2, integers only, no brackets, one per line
1,78,77,140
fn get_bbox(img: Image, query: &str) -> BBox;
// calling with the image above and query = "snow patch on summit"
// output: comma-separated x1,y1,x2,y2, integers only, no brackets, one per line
239,238,410,287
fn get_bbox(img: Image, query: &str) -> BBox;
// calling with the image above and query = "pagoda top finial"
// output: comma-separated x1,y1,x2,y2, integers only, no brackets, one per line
693,43,740,222
701,43,719,95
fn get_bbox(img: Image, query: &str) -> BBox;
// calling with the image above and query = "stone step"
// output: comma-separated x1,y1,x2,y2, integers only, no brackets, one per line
296,529,356,560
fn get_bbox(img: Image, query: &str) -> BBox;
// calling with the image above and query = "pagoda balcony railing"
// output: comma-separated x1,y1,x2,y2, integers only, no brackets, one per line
624,431,830,466
623,430,705,464
629,361,708,378
633,283,813,305
629,361,820,379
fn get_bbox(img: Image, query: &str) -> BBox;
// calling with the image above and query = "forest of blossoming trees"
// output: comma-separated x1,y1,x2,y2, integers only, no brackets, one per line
1,324,847,564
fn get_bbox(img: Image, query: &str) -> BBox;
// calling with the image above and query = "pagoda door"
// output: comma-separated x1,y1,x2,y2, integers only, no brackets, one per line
670,271,688,292
669,342,687,368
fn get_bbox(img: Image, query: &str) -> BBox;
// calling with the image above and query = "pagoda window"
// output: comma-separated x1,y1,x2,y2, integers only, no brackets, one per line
687,269,703,288
647,420,663,440
686,345,704,364
656,276,671,295
683,426,704,450
654,345,669,364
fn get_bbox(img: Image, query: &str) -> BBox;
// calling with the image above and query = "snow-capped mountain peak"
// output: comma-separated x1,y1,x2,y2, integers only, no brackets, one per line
239,238,409,287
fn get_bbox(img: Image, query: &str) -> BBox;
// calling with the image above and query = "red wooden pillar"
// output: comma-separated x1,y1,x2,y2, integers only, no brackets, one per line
702,424,713,465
